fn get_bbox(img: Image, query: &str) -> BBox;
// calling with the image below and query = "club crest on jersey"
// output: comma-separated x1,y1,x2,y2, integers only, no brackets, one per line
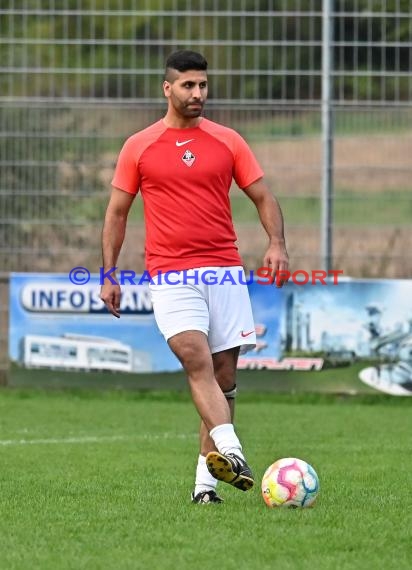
182,149,196,167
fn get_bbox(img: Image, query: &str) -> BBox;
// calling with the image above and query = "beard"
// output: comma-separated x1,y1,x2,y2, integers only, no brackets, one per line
170,93,204,117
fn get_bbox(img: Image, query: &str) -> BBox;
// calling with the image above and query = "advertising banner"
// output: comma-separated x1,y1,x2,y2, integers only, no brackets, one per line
9,273,412,396
280,278,412,396
9,272,283,375
9,273,179,374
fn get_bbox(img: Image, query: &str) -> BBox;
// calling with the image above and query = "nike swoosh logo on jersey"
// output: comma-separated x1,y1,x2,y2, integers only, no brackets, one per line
241,330,255,337
176,139,195,146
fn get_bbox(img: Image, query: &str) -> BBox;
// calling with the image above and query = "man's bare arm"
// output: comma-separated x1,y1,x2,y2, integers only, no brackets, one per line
100,187,135,316
242,178,289,286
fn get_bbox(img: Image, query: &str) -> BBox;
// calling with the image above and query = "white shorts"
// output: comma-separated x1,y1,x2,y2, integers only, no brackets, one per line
149,266,256,354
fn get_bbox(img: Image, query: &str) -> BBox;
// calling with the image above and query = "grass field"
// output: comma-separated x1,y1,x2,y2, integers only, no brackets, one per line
8,361,383,394
1,388,411,570
114,190,412,226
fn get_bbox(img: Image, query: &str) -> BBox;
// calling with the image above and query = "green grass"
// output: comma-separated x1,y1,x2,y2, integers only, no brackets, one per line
76,189,412,226
9,360,382,394
230,191,412,226
0,388,411,569
234,109,412,139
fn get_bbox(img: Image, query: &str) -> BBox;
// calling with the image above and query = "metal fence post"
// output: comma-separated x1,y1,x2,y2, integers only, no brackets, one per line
321,0,334,273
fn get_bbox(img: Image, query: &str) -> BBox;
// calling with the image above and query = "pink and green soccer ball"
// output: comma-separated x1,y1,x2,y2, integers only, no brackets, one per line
261,457,320,508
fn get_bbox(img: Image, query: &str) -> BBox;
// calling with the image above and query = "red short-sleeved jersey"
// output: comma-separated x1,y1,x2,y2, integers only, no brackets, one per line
111,117,264,275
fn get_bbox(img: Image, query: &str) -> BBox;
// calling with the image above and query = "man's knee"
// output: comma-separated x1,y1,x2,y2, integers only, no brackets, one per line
168,333,210,369
170,341,212,375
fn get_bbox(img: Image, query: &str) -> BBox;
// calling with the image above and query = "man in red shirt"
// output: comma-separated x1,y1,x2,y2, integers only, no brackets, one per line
101,50,289,504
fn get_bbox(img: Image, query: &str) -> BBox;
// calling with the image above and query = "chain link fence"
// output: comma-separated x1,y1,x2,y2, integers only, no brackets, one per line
1,2,411,377
1,2,411,276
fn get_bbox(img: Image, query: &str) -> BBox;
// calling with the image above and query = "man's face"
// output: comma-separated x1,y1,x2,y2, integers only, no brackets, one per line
163,69,208,118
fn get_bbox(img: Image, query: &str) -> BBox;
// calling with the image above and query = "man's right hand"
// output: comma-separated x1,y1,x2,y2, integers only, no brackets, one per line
100,282,121,318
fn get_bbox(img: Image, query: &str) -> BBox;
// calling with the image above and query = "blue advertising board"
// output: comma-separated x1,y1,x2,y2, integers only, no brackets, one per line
9,273,412,395
280,277,412,395
9,273,284,374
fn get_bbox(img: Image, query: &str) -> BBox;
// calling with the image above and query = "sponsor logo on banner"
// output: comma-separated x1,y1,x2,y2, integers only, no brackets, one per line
20,282,153,314
238,357,324,371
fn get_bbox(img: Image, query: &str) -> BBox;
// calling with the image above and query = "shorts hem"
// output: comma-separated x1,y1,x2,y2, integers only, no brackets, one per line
164,326,208,342
210,340,256,355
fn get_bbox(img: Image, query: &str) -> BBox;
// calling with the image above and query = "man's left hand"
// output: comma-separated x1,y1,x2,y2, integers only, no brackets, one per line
263,241,289,287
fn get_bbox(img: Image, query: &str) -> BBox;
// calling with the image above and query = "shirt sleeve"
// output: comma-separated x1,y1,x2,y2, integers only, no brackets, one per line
111,136,140,195
231,132,264,189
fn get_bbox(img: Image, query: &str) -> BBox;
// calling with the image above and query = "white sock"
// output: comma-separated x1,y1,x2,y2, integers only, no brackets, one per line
209,423,245,460
194,454,218,495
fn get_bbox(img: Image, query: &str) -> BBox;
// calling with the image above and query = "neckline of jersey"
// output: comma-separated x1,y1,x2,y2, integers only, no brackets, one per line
161,118,205,131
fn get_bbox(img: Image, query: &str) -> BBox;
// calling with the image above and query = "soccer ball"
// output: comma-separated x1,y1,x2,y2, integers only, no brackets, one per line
261,457,319,508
